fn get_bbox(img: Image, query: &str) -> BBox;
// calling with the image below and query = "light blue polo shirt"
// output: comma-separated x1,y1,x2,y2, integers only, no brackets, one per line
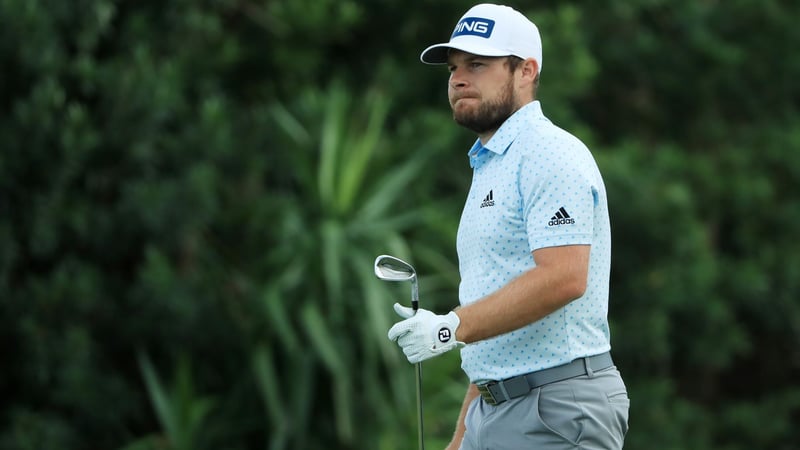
456,100,612,383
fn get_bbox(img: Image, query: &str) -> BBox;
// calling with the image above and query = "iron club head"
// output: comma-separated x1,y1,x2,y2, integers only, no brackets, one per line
374,254,419,310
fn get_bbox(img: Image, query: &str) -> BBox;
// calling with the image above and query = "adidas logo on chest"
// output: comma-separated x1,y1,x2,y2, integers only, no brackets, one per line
480,190,495,208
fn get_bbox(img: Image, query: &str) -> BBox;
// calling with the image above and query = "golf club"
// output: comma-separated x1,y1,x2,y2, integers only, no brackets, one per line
374,254,424,450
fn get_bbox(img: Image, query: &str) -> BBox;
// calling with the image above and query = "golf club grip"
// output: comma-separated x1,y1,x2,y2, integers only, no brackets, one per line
412,300,419,312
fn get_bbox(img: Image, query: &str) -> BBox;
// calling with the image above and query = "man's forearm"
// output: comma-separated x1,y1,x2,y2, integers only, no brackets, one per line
455,245,590,344
447,383,480,450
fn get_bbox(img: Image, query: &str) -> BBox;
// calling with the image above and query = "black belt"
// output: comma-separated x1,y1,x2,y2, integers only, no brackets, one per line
476,352,614,406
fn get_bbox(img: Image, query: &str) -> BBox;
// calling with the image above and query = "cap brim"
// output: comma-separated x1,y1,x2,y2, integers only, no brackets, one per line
420,41,513,65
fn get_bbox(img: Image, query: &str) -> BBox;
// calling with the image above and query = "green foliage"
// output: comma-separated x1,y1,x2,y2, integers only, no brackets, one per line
1,0,798,449
600,119,800,449
263,78,462,449
125,354,215,450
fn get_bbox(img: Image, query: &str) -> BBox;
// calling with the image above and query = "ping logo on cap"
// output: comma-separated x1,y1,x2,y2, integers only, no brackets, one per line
451,17,495,39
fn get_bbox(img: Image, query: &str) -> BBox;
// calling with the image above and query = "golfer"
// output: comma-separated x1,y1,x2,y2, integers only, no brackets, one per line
387,3,630,449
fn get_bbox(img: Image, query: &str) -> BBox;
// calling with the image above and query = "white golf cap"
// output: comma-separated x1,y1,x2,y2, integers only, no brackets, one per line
420,3,542,73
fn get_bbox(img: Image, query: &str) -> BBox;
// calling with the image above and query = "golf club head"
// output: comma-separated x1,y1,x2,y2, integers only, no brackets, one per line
374,254,419,310
374,254,416,282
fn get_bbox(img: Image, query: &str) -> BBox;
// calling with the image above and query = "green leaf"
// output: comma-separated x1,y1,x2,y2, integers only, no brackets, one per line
137,353,177,446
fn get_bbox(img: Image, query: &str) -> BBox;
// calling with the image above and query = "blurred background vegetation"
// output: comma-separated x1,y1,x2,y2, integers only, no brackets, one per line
1,0,799,449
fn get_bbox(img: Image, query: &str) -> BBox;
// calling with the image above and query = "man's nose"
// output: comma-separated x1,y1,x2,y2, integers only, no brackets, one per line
449,69,468,89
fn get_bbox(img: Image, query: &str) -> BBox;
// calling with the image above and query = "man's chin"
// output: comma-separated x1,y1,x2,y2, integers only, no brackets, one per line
451,102,476,118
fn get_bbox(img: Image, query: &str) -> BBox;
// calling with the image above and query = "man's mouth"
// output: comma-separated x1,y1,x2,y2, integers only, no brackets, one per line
453,96,478,106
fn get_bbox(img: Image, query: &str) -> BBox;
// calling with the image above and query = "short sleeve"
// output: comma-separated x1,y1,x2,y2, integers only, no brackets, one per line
520,144,595,251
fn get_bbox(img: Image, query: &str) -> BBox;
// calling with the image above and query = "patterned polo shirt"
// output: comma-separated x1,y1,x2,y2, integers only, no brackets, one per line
456,100,612,383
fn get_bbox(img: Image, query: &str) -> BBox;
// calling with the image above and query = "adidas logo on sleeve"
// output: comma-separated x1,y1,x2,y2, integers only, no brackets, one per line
548,207,575,226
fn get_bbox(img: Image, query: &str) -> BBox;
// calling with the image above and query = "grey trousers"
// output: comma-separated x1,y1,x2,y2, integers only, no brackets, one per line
460,367,629,450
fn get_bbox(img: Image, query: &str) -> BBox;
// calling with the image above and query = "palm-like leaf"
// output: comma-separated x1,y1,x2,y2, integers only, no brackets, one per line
260,81,451,448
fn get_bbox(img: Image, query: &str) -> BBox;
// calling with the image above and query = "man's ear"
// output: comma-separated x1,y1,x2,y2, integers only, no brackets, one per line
521,58,539,81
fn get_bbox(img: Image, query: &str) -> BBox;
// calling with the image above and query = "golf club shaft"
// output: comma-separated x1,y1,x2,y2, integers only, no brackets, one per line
416,362,424,450
412,281,423,449
374,255,423,449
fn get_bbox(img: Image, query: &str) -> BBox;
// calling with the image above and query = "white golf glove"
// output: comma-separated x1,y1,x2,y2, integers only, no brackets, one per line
387,303,465,364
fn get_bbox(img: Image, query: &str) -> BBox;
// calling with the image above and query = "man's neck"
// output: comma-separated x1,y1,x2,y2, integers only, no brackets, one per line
478,130,497,146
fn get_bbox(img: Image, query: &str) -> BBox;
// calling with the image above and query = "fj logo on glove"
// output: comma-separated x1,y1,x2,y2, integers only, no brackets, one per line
438,327,452,343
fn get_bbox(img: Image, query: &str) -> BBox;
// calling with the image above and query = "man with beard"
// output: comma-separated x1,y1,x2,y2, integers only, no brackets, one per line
387,4,630,449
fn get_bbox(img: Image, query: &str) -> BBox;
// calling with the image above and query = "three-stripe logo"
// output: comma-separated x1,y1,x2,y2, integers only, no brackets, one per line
480,190,495,208
548,207,575,226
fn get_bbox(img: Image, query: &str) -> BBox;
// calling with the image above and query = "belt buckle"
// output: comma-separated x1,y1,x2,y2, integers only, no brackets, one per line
477,382,499,405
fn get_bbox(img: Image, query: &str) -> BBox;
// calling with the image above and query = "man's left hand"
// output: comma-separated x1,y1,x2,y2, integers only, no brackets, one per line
387,303,464,363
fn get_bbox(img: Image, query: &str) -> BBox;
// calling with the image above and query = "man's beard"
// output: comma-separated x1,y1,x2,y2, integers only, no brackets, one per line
452,79,516,135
